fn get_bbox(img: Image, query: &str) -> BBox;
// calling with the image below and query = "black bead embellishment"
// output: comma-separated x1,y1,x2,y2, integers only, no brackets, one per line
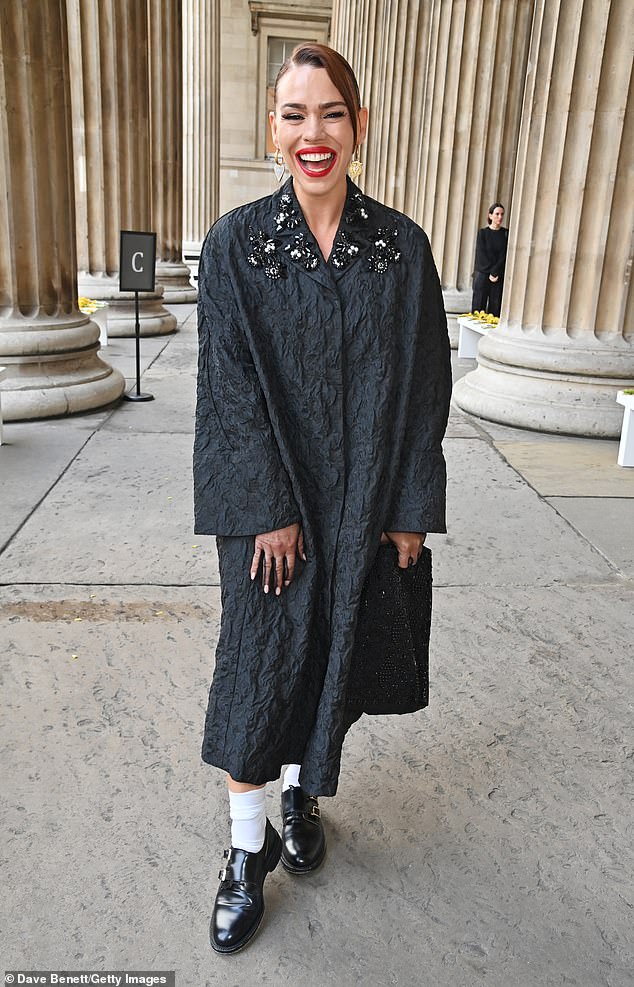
330,230,361,270
344,191,369,225
274,194,301,232
367,227,401,273
247,227,286,280
284,232,320,271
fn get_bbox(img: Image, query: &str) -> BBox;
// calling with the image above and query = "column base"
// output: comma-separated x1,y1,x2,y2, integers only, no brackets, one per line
155,260,198,303
443,289,472,349
453,331,634,437
1,316,125,421
78,275,177,336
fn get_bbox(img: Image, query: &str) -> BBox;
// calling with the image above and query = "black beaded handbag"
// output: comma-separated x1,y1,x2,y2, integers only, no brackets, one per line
346,543,432,715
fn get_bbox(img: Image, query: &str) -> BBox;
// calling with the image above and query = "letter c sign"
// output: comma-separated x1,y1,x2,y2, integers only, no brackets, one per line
119,230,156,291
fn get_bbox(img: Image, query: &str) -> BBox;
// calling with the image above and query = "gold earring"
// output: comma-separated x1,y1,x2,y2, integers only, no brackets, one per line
273,147,285,183
348,147,363,180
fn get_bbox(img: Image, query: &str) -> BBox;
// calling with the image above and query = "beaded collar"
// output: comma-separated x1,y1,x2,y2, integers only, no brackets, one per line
247,179,401,280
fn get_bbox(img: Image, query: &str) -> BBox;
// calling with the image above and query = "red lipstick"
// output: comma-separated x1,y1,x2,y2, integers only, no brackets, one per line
295,146,337,178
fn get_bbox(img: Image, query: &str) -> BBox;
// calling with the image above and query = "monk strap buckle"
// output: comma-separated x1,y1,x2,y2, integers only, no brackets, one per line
218,867,227,881
309,805,321,818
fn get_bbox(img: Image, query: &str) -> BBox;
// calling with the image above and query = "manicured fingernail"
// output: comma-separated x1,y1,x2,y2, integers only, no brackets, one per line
302,553,307,561
250,572,255,580
276,587,281,595
264,585,269,593
284,580,290,586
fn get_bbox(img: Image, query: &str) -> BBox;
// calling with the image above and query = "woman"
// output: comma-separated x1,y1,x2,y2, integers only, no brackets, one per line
193,43,452,954
471,202,508,317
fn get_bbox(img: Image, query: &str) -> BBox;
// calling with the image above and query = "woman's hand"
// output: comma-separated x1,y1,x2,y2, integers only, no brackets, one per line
383,530,426,568
250,522,306,595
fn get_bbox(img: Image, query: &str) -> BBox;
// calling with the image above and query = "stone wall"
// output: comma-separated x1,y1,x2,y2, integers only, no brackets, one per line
218,0,332,217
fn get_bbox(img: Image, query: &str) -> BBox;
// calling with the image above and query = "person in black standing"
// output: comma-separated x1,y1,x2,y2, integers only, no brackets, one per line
471,202,508,317
194,42,451,955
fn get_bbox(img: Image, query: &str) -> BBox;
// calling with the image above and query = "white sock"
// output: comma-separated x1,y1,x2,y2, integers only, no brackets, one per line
229,787,266,852
283,763,302,792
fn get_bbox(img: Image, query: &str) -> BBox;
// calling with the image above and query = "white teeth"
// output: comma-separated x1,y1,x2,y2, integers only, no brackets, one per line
299,152,333,162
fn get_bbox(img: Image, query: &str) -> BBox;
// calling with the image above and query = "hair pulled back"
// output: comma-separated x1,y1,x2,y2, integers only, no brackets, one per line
274,43,362,147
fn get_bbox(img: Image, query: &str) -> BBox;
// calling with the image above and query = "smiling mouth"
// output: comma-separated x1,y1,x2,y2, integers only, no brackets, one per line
295,150,337,177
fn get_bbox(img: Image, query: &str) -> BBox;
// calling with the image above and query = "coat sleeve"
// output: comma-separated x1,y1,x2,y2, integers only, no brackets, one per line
193,225,302,536
383,235,452,534
473,228,488,274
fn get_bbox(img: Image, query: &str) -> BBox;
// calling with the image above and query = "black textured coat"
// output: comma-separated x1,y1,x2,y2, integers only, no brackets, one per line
193,177,452,796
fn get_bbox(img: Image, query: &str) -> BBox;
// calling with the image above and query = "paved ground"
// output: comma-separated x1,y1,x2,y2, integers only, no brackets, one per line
2,305,633,987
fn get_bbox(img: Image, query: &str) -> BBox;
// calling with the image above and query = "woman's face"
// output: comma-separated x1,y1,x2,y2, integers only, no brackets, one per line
489,207,504,229
270,64,367,202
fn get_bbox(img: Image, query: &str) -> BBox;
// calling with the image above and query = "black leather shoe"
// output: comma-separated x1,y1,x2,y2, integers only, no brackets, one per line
281,786,326,874
210,818,282,954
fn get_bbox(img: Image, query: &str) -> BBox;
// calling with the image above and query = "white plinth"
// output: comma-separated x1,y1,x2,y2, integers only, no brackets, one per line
616,391,634,467
90,307,108,347
457,317,492,359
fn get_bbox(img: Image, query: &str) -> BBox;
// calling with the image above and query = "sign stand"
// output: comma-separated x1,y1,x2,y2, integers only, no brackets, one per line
119,230,157,403
124,290,154,402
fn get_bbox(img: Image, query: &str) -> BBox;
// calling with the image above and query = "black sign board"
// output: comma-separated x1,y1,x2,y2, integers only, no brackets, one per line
119,230,156,402
119,230,157,292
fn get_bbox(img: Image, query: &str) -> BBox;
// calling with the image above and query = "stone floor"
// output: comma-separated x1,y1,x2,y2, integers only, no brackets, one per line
1,305,633,987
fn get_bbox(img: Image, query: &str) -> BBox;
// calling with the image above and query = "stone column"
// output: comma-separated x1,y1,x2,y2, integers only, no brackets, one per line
182,0,221,270
0,0,124,421
67,0,176,336
332,0,533,343
149,0,196,302
332,0,436,217
453,0,634,437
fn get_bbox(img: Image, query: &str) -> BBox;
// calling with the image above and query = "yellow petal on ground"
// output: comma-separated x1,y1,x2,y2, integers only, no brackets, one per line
74,617,82,622
155,610,164,616
71,654,79,660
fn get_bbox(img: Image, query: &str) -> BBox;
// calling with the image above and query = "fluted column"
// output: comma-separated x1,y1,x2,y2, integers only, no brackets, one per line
149,0,196,302
332,0,533,343
67,0,176,336
454,0,634,437
182,0,220,265
332,0,435,217
0,0,124,421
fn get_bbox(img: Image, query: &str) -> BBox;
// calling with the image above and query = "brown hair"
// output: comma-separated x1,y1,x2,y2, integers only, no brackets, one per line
274,43,362,147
